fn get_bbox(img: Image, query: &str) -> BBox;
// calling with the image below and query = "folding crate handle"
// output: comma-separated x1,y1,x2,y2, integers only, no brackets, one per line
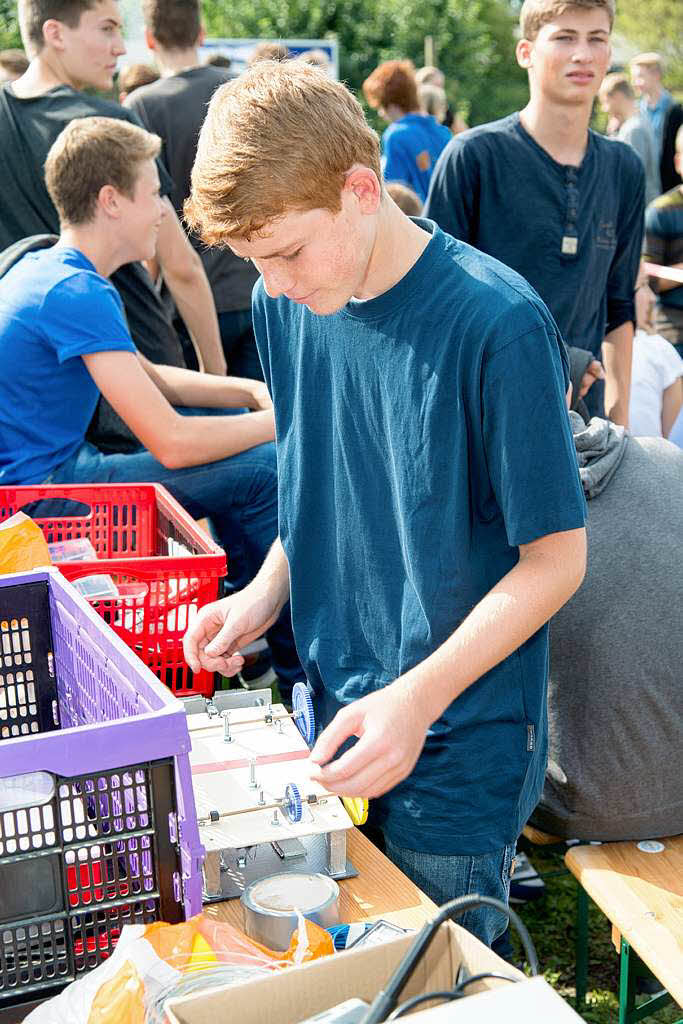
15,496,93,522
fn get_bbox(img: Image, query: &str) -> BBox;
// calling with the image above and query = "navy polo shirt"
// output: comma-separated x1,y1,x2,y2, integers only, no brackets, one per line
252,221,586,854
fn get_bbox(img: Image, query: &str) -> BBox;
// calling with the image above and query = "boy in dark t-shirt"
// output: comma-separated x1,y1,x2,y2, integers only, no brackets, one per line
425,0,643,426
182,61,587,946
127,0,261,379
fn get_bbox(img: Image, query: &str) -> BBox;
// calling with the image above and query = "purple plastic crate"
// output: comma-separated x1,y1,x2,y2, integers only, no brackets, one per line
0,568,203,1006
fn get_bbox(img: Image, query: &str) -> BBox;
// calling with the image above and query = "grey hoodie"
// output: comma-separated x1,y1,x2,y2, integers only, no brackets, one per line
531,415,683,841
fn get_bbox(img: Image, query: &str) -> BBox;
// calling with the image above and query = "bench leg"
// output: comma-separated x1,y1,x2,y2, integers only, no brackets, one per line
575,882,589,1009
619,939,677,1024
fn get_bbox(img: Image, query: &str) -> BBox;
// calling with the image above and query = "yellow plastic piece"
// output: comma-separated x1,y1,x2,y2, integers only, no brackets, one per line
184,932,218,973
342,797,368,826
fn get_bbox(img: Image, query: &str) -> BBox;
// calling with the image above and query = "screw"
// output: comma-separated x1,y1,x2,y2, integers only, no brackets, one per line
271,809,280,826
258,788,265,806
222,711,232,743
248,758,258,789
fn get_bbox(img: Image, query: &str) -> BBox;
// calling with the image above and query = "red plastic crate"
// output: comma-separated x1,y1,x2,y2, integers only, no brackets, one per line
0,484,226,695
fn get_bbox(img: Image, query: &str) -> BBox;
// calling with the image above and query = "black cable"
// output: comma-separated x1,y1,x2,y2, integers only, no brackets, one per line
360,893,539,1024
451,970,520,996
386,990,458,1020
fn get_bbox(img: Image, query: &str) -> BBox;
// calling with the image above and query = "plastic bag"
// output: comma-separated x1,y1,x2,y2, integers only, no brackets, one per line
0,511,51,574
24,913,334,1024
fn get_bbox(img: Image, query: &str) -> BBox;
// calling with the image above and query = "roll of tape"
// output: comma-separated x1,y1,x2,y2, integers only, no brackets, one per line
241,872,340,951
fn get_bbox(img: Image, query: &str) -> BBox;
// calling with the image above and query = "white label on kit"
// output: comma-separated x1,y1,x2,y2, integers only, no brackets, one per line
562,235,578,255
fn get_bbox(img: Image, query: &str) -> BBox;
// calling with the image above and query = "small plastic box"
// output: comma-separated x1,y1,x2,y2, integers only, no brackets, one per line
0,484,227,696
0,569,203,1010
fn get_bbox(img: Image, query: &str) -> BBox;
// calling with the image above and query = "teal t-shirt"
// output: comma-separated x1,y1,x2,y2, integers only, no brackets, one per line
252,221,586,854
0,246,135,484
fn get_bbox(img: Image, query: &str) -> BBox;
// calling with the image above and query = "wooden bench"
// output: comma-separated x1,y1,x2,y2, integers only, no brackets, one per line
566,835,683,1024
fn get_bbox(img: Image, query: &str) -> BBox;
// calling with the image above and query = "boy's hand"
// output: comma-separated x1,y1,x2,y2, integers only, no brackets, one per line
183,585,281,675
308,678,433,799
247,381,273,411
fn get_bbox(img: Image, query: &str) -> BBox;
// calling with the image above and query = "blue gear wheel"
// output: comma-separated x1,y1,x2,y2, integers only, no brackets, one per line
292,681,315,746
284,782,303,823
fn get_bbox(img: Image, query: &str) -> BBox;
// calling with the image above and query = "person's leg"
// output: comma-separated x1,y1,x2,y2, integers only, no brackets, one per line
218,309,264,381
50,441,301,693
382,835,516,947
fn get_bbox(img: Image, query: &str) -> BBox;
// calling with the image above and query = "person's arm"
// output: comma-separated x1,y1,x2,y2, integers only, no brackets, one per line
648,263,683,294
155,199,227,375
137,352,271,410
82,349,273,468
602,155,644,427
602,321,633,426
183,538,291,676
309,526,586,798
662,377,683,438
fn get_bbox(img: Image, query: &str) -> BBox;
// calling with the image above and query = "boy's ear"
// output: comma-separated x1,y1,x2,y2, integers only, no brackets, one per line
343,165,382,213
99,184,123,219
42,18,66,52
144,27,157,51
197,25,206,47
516,37,533,70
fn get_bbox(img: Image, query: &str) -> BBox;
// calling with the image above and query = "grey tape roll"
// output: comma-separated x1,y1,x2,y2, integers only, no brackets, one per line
241,872,340,950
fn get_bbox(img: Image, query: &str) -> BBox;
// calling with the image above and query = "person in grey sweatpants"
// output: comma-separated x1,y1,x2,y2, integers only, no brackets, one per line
532,409,683,840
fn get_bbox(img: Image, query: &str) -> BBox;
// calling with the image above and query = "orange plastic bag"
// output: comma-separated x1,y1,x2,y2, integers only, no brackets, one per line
0,512,51,574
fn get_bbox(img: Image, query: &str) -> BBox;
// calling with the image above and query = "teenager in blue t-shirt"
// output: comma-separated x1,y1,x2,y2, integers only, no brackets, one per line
425,0,643,427
0,116,302,692
362,59,452,203
183,62,587,946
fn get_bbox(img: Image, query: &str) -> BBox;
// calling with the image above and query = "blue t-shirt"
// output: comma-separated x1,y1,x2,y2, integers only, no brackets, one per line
643,186,683,312
382,113,452,202
253,220,586,854
0,246,135,484
424,113,645,414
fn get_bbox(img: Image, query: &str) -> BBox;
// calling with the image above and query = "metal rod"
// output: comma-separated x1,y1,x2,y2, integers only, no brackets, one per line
190,709,301,735
197,792,325,826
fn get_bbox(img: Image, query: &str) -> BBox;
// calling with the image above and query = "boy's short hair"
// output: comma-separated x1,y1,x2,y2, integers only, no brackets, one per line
185,62,381,244
44,117,161,226
362,59,419,115
141,0,200,51
118,62,159,98
248,41,290,65
599,72,634,101
415,65,445,88
19,0,100,57
0,48,29,78
630,52,663,74
418,83,447,120
386,182,422,216
520,0,615,41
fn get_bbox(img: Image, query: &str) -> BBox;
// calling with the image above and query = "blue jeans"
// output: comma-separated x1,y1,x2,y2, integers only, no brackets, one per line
383,835,516,947
46,430,301,690
219,309,264,382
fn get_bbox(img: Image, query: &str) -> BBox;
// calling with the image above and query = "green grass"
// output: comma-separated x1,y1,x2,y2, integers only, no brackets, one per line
510,846,680,1023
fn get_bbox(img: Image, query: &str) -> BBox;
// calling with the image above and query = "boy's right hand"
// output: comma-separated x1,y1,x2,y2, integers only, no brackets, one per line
183,585,281,675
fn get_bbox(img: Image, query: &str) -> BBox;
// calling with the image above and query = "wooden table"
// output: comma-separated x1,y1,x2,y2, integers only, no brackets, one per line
205,827,438,932
566,836,683,1022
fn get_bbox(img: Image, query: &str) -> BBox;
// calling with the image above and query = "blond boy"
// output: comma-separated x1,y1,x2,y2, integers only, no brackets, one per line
425,0,644,427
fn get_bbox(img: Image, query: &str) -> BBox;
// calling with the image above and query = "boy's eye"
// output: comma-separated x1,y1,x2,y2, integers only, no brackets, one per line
284,248,302,261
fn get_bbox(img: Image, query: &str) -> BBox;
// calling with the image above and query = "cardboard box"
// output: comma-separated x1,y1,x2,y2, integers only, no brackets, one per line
167,920,527,1024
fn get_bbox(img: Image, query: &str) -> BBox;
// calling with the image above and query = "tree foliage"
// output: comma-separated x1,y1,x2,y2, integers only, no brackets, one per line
0,0,21,49
615,0,683,92
202,0,528,125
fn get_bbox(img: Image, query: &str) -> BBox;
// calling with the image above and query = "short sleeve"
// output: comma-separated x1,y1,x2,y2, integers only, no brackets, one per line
120,104,174,199
482,324,586,547
42,272,136,363
424,135,479,243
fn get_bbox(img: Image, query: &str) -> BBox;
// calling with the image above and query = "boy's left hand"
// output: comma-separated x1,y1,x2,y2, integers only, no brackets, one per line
308,679,432,799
